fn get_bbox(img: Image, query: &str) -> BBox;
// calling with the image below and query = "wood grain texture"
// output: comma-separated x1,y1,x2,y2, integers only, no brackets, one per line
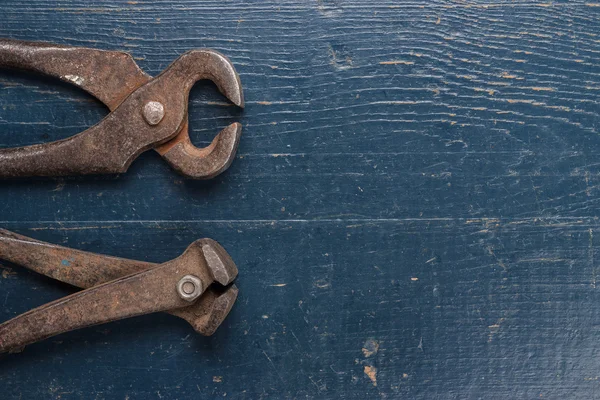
0,0,599,398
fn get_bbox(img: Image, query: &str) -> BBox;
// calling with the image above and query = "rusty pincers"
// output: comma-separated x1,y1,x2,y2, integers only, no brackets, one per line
0,38,244,179
0,229,239,354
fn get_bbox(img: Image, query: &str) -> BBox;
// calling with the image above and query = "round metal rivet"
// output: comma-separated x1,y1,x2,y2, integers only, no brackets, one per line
182,281,195,294
177,275,203,302
142,101,165,125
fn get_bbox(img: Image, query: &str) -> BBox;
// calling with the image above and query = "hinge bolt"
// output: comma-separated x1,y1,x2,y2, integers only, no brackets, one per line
177,275,203,302
142,101,165,125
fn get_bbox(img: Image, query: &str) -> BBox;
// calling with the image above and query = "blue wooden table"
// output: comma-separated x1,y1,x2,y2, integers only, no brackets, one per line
0,1,599,398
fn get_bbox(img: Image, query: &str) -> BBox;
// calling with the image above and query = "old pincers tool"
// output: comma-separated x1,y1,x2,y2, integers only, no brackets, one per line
0,39,244,178
0,229,239,354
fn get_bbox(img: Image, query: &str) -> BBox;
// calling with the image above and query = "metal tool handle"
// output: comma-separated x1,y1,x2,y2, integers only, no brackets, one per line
0,230,239,336
0,229,153,287
0,61,187,177
0,38,150,110
0,262,195,353
0,240,234,353
0,38,166,177
0,102,172,176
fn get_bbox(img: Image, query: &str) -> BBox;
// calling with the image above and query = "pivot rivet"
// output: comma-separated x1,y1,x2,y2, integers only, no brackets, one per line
177,275,203,302
142,101,165,125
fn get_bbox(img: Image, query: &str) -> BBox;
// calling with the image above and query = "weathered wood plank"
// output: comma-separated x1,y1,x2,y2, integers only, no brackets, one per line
0,219,598,399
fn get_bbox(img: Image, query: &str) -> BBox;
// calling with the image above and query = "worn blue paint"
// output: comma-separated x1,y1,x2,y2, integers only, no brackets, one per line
0,1,599,399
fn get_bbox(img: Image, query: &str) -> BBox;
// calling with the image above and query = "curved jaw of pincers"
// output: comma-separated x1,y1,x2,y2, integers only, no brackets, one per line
155,49,245,179
199,50,244,109
156,122,242,180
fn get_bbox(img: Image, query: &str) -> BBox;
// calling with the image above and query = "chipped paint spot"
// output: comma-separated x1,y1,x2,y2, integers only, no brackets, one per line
527,87,555,91
362,339,379,357
380,60,414,65
364,365,377,386
1,267,16,279
473,88,496,95
488,318,505,342
314,279,331,289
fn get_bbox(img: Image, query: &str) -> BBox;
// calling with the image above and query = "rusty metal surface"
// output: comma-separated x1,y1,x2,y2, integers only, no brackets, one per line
157,122,243,180
0,229,238,353
0,38,244,179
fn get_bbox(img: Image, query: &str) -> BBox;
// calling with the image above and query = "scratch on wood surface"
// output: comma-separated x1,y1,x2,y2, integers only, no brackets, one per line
488,318,505,342
518,258,566,263
500,72,521,79
473,88,496,95
487,246,508,272
379,60,414,65
590,228,595,288
327,44,353,70
520,87,555,91
29,225,119,231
